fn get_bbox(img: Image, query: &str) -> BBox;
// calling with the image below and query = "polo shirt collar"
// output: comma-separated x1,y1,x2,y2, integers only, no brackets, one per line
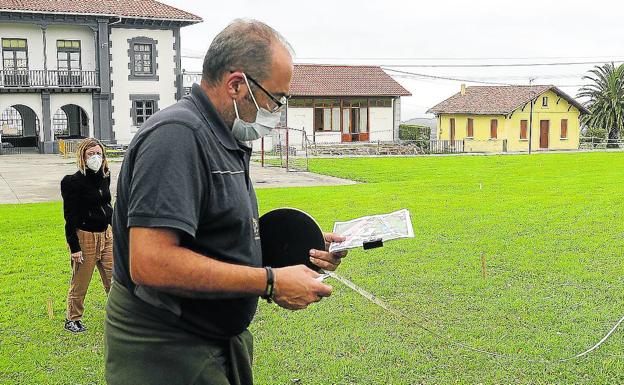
190,83,240,151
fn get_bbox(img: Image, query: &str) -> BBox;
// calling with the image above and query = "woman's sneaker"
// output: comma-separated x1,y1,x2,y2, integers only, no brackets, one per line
64,319,86,333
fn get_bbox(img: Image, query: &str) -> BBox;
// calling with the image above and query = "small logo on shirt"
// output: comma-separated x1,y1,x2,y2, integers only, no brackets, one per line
252,218,260,240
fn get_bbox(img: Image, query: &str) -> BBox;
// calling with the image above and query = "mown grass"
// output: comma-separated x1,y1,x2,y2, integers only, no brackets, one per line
1,152,623,384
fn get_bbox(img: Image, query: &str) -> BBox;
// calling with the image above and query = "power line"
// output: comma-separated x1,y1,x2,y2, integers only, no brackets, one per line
390,74,586,90
292,55,624,62
378,61,624,68
181,53,624,62
384,68,591,89
382,68,513,85
181,53,624,68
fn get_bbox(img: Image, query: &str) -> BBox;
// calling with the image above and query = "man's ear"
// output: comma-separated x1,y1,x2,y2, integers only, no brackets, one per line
226,72,246,100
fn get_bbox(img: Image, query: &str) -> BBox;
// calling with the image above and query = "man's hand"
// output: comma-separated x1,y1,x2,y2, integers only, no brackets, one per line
309,233,348,271
71,251,83,264
272,265,332,310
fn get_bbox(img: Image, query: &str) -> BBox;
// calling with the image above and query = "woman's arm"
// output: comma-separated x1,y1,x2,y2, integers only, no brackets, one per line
61,176,81,253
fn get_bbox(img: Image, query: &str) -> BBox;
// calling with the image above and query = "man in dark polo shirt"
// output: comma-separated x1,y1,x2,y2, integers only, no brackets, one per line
104,19,347,385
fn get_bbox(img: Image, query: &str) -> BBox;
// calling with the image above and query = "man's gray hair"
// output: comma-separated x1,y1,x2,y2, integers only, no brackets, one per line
202,19,294,86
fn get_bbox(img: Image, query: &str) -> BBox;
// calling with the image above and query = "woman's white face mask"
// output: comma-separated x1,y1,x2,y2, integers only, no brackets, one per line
86,154,103,172
231,73,282,142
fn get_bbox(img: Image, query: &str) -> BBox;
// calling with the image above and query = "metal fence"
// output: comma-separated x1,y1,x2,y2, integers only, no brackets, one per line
57,139,127,158
429,140,465,154
0,136,37,148
58,139,82,158
579,137,624,149
0,141,21,155
255,131,532,161
257,128,309,172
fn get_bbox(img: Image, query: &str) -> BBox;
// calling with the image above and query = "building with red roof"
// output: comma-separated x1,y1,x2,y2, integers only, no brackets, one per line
287,64,411,144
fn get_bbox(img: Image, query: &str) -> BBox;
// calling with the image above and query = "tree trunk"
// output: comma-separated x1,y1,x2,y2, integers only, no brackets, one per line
607,127,620,148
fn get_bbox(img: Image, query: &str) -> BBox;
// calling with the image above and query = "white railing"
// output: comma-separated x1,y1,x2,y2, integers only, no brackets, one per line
0,70,99,88
579,137,624,149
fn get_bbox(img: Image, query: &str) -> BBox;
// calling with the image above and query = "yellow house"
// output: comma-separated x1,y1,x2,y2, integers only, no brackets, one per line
427,85,589,152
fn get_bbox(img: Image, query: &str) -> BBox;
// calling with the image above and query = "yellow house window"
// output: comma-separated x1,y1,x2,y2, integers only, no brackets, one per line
466,118,474,138
490,119,498,139
542,97,548,107
520,120,528,140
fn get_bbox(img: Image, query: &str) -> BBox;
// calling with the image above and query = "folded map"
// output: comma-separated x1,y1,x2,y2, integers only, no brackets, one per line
329,209,414,252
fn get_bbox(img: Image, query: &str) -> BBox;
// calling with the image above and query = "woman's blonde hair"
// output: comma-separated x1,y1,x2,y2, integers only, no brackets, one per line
76,138,110,177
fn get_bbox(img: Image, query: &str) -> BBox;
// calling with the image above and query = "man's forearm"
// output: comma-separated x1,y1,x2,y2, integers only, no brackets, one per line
131,238,266,299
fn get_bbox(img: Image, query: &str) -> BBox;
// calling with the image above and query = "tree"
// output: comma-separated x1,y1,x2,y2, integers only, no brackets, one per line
578,63,624,145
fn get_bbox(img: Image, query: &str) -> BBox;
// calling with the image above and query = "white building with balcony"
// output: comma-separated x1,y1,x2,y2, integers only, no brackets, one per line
0,0,201,153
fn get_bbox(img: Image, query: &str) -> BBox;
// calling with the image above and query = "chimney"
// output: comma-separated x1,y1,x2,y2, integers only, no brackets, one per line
460,84,466,96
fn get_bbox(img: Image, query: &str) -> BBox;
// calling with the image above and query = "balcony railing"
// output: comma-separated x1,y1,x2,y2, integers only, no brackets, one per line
0,70,99,89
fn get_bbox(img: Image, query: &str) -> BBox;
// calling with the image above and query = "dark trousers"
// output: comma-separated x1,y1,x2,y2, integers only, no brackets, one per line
104,282,253,385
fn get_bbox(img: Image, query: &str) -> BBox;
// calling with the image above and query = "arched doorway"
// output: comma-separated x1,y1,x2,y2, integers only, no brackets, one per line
53,104,89,140
0,105,40,150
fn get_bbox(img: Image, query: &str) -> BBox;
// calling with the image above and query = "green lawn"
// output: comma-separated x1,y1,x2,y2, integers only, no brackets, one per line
1,152,623,384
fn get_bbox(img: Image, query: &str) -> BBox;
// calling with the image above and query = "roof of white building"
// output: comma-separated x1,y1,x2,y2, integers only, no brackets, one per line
290,65,411,97
0,0,202,22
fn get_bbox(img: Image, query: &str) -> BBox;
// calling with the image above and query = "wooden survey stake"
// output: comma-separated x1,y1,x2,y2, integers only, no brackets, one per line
47,298,54,319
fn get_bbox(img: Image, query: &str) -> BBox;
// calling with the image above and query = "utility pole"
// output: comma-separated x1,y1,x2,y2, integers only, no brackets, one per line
528,78,536,155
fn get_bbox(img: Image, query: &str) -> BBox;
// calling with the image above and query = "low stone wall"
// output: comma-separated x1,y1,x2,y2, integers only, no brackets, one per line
310,142,425,156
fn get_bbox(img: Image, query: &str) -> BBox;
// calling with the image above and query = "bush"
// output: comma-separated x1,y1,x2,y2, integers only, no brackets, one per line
399,124,428,140
582,126,608,140
399,124,430,149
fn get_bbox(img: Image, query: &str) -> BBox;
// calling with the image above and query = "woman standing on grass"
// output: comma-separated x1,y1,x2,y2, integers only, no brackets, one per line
61,138,113,333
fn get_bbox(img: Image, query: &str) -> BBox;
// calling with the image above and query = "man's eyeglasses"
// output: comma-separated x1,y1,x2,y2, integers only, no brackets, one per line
246,74,289,113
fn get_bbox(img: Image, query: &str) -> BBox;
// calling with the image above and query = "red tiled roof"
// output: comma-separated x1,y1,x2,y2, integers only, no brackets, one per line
289,64,411,97
0,0,202,22
427,85,589,115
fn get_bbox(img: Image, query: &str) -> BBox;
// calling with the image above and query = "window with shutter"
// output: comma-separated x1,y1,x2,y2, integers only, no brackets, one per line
561,119,568,139
490,119,498,139
467,118,474,138
520,120,528,139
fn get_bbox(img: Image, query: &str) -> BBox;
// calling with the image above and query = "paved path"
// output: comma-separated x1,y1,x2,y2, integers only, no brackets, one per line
0,154,355,204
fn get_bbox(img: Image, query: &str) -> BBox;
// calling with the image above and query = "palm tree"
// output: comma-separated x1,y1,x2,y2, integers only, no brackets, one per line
578,63,624,145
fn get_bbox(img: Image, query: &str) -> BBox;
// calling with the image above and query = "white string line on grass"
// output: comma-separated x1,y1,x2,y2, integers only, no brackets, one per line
0,171,21,203
323,270,624,364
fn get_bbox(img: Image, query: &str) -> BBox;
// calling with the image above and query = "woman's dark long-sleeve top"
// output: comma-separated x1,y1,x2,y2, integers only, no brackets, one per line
61,169,113,253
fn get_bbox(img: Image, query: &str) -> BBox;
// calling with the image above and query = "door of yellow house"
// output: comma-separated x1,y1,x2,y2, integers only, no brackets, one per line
540,120,549,149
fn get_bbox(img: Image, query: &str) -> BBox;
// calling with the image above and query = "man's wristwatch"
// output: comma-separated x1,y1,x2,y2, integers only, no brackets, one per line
262,266,275,303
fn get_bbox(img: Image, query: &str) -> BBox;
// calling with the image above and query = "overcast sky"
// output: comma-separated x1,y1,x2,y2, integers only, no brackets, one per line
161,0,623,121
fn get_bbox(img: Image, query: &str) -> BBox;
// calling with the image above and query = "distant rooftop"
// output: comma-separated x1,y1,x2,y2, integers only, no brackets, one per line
427,85,589,115
290,64,411,97
0,0,202,22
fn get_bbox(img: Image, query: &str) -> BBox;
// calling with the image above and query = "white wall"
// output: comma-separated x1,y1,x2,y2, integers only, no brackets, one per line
369,107,394,142
44,25,96,71
312,131,341,145
0,23,97,72
0,24,44,70
287,107,314,137
109,27,177,144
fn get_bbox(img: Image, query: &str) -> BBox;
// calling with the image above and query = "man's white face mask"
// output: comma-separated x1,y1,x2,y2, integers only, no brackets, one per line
231,73,282,142
86,154,102,172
